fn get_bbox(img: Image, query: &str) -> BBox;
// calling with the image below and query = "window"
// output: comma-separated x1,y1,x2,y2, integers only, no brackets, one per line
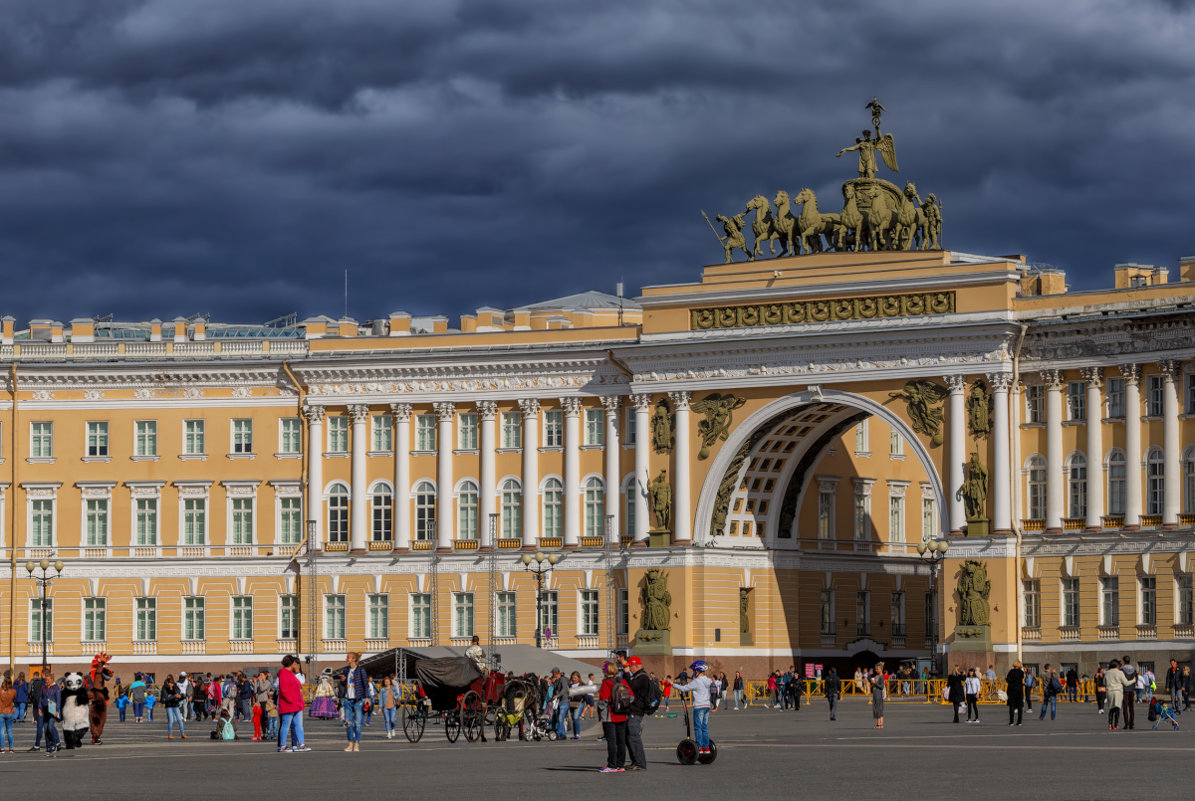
325,594,346,640
1186,448,1195,514
583,477,604,538
1023,580,1040,628
371,485,393,541
1026,455,1047,519
1140,577,1156,626
1187,373,1195,415
1178,575,1194,627
543,410,563,447
415,414,436,451
135,498,158,546
453,592,474,638
410,593,432,639
855,591,869,636
457,481,479,540
888,494,905,543
1108,451,1127,516
584,409,604,446
278,497,302,545
184,597,205,641
86,422,109,457
1025,386,1044,423
625,409,637,446
184,419,205,455
1061,578,1080,628
818,489,835,540
819,590,835,635
1147,375,1164,416
889,427,903,457
542,478,563,538
1147,448,1165,516
1066,382,1085,421
890,591,905,637
30,421,53,458
624,480,636,537
327,484,349,542
85,499,108,546
232,419,253,454
618,589,629,635
230,497,254,545
1068,454,1087,519
135,597,157,642
457,413,478,450
854,420,869,454
1101,577,1120,626
327,416,349,453
853,486,870,540
500,412,522,448
1106,377,1125,418
922,497,936,541
280,595,298,640
232,596,253,640
30,599,52,643
279,418,301,454
580,589,600,636
414,481,436,540
30,498,53,547
496,591,517,638
135,420,158,457
538,590,559,639
182,498,206,545
83,598,106,642
500,479,522,539
372,414,392,452
368,594,389,639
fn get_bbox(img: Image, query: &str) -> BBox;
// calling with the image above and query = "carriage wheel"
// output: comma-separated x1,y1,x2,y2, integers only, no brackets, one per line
401,706,426,743
461,691,485,743
445,710,461,743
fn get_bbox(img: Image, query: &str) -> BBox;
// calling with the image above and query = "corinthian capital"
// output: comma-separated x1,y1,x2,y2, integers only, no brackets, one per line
518,398,540,416
944,375,967,393
600,395,622,415
985,372,1014,392
1118,363,1141,385
1157,360,1180,381
303,404,326,423
476,400,498,420
348,404,370,424
560,397,583,417
668,391,692,410
631,393,653,412
1038,370,1064,391
389,402,412,422
1080,367,1103,388
434,402,456,422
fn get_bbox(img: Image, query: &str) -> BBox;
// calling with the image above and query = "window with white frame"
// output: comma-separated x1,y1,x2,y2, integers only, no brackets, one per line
542,478,563,538
30,498,53,547
83,597,106,642
1061,578,1080,627
30,598,52,643
580,589,600,636
1146,375,1164,416
86,421,109,457
327,416,349,453
888,493,905,543
1026,455,1047,519
818,486,835,540
890,591,906,636
1106,377,1125,418
1108,451,1127,516
500,412,522,448
618,588,629,635
230,497,254,545
136,597,157,641
325,594,346,640
624,407,637,446
543,410,563,448
280,595,298,640
500,479,522,539
457,481,479,540
1025,386,1044,423
624,479,636,536
820,589,835,635
855,591,870,636
30,421,53,458
410,593,432,639
496,591,517,637
584,409,604,446
1184,448,1195,514
328,484,349,542
1140,576,1156,626
1101,577,1120,626
372,414,392,452
453,592,474,638
368,594,389,639
1023,580,1040,628
279,418,301,454
231,419,253,454
583,477,604,538
184,419,205,455
921,496,936,541
889,427,903,457
278,497,302,545
414,481,436,540
457,413,478,450
1068,453,1087,519
853,483,870,540
182,497,206,545
1066,382,1086,421
85,498,108,546
855,420,869,454
135,498,158,546
1147,448,1165,516
183,597,205,640
231,596,253,639
538,590,559,638
135,420,158,457
1178,575,1194,627
415,414,436,451
371,485,392,541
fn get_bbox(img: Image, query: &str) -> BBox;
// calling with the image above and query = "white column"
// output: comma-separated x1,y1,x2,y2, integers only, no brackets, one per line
304,405,325,548
670,391,692,544
988,374,1013,534
601,396,621,541
632,394,652,545
1161,360,1181,528
1121,364,1143,530
391,403,412,550
1042,370,1064,533
348,404,370,553
1082,368,1104,531
478,401,497,547
562,397,582,548
945,375,967,534
435,402,455,551
519,398,540,548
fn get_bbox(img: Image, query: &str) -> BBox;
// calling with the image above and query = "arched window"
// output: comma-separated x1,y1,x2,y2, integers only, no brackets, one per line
1067,453,1087,519
327,483,349,543
371,484,392,541
414,480,436,541
542,478,563,538
1107,450,1126,516
584,477,605,538
1185,447,1195,515
1026,455,1047,520
457,480,479,540
500,479,522,540
1147,447,1165,516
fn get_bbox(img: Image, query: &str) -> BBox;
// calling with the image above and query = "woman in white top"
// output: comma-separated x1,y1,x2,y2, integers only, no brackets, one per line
964,669,982,723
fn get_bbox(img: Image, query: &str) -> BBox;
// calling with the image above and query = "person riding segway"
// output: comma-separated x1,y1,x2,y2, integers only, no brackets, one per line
672,661,717,764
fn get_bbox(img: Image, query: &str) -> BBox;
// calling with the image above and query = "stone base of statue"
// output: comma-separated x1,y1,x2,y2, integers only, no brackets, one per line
739,630,753,647
649,528,672,548
633,628,671,655
964,518,989,538
951,624,991,651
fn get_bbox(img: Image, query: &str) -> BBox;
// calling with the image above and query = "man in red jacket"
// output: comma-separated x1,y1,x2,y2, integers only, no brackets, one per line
277,655,310,753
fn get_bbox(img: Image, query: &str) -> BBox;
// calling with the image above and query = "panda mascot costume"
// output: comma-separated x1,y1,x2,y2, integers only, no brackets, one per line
61,672,92,749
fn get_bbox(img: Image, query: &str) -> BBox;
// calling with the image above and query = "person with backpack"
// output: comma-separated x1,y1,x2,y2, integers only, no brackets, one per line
672,661,715,757
597,661,631,773
1023,669,1035,712
1039,664,1061,721
128,673,147,724
625,656,652,771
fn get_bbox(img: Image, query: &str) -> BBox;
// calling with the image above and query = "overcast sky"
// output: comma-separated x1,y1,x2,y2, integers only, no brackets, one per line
1,0,1193,325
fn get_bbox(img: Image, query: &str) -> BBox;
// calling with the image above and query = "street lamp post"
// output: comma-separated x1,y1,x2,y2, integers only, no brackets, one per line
916,538,949,677
25,558,64,673
521,551,561,649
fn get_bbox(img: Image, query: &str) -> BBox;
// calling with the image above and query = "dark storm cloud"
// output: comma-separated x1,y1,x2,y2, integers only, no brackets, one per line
0,0,1192,324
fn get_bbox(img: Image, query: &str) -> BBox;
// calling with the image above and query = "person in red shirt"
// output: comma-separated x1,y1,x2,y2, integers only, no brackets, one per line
276,655,310,753
662,675,673,713
597,661,631,773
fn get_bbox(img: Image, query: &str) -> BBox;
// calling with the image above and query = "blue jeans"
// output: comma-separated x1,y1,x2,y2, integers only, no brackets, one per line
33,709,42,747
15,703,25,721
278,711,304,748
383,707,397,735
146,705,154,721
693,707,710,749
166,706,184,737
133,702,145,719
569,705,581,737
1039,694,1057,720
343,698,365,743
733,689,744,709
42,716,59,752
0,713,14,749
241,699,253,721
553,701,568,739
267,716,279,741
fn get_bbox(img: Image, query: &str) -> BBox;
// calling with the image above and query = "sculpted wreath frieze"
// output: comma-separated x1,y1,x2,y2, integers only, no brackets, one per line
690,291,955,331
308,372,622,396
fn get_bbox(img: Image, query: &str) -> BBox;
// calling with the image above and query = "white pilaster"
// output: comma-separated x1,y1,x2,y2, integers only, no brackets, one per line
988,374,1013,534
1081,368,1104,531
1122,364,1143,529
562,397,582,547
1042,370,1064,533
435,402,455,551
478,400,497,547
632,394,652,545
519,398,540,548
601,396,621,540
1161,360,1181,528
945,375,967,534
304,405,326,548
391,403,412,550
670,391,692,544
348,404,370,552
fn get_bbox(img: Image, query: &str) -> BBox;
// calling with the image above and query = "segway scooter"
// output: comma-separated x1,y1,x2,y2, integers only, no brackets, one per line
675,691,717,765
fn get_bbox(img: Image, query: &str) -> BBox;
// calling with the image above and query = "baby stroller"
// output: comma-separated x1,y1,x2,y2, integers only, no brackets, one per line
526,695,559,741
1148,698,1180,731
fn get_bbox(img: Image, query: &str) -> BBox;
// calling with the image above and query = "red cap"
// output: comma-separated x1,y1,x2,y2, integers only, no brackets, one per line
627,656,643,668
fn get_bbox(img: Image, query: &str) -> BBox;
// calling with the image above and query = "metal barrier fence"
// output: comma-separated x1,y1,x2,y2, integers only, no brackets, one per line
738,678,1104,706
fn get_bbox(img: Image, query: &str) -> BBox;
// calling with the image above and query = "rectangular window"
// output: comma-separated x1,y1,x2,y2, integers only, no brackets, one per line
372,414,393,452
85,499,108,546
889,428,903,456
890,591,905,637
855,591,870,636
538,590,559,639
580,589,600,636
86,421,109,457
410,593,432,639
855,420,869,454
1106,378,1125,418
618,589,629,635
278,497,302,545
500,412,522,448
820,589,835,635
135,498,158,546
853,489,869,540
280,595,298,640
818,490,835,540
457,413,478,450
1186,374,1195,416
231,497,254,545
327,416,349,453
369,594,389,639
83,597,106,642
184,597,205,641
1147,375,1164,416
1023,580,1041,628
231,596,253,640
543,410,563,448
325,594,346,640
184,419,205,455
135,420,158,457
584,409,604,446
453,592,474,639
497,591,517,638
625,409,637,446
415,414,436,451
182,498,206,545
1101,577,1120,626
135,597,157,642
1140,577,1156,626
30,421,53,458
30,498,53,547
30,599,52,643
1025,386,1044,423
1062,578,1080,628
232,419,253,454
1109,457,1127,516
922,497,936,541
889,495,905,543
1066,382,1086,421
1178,575,1194,627
279,418,301,454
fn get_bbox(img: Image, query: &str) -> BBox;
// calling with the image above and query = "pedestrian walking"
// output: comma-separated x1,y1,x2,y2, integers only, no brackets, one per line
964,669,981,723
1119,656,1137,730
342,651,372,752
1094,665,1107,714
870,661,886,729
14,674,28,722
625,656,650,771
39,670,61,756
379,675,398,739
1038,664,1060,721
946,668,965,723
26,672,44,751
129,673,147,723
597,661,629,773
733,672,745,710
161,675,186,740
276,655,309,753
824,667,841,721
1165,659,1182,714
1104,660,1128,730
1023,669,1034,712
0,675,16,751
1005,661,1024,726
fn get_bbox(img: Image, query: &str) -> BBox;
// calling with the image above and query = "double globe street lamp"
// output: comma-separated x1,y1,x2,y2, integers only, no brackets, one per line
521,551,561,649
916,537,949,677
26,559,64,672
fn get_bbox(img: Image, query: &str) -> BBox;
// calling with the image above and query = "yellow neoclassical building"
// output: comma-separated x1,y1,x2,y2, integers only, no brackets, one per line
2,250,1194,680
